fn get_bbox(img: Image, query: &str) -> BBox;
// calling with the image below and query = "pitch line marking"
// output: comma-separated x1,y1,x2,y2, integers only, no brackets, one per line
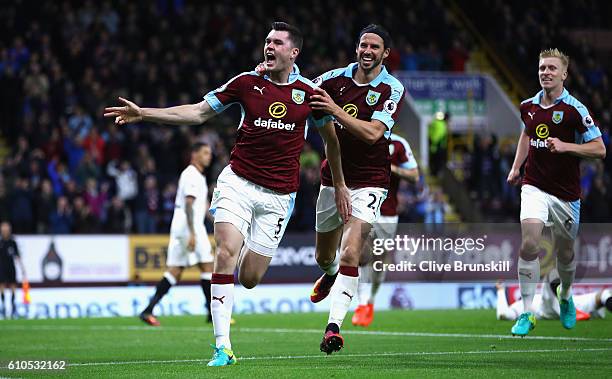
64,347,612,367
2,325,612,342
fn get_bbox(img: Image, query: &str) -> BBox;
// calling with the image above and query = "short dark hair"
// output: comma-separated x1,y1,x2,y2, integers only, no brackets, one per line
271,21,303,51
357,24,392,49
191,142,209,153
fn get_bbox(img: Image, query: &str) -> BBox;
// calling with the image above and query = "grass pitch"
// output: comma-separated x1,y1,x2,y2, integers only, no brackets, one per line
1,309,611,378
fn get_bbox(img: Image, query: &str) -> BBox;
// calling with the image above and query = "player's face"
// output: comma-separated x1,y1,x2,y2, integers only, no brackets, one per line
263,30,299,73
538,57,567,91
356,33,390,72
0,222,10,238
195,146,212,168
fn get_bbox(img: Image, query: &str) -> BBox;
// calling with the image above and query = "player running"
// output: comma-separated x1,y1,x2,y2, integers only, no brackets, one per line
353,133,419,327
104,22,350,367
507,48,606,336
307,24,406,354
139,143,214,327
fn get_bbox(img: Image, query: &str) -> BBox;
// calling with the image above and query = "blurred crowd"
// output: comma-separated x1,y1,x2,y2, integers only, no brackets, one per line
0,0,609,235
0,0,470,234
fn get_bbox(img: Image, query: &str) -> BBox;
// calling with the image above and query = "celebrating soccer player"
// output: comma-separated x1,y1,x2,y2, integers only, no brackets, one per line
139,143,214,327
306,24,406,353
104,22,350,366
506,48,606,336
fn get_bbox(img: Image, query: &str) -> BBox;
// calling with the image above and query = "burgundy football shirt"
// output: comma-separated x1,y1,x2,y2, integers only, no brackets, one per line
520,88,601,201
205,71,331,194
381,134,418,216
315,63,406,189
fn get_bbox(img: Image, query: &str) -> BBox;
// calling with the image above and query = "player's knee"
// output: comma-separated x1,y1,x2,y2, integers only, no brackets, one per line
520,237,540,257
340,245,360,267
215,244,235,263
238,271,260,289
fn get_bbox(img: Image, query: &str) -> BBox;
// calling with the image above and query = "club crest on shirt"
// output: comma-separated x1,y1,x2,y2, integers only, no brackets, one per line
366,90,381,106
552,111,563,124
292,89,305,104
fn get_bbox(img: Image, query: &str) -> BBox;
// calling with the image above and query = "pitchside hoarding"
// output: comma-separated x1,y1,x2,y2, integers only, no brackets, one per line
12,225,612,285
5,282,458,319
15,235,129,283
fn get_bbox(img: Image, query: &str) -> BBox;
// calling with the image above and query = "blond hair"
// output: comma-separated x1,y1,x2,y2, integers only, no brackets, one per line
539,48,569,68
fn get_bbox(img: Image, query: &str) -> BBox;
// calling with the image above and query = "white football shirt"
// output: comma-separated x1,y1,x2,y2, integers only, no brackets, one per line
170,165,208,237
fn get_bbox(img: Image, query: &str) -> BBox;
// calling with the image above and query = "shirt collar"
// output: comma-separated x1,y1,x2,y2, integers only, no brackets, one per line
277,64,301,83
344,62,388,87
532,88,568,105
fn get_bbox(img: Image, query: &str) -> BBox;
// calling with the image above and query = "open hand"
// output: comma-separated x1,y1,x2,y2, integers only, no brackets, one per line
104,97,143,125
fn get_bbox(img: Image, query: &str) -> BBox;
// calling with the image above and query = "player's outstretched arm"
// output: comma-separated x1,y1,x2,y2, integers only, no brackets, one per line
507,130,529,185
392,164,419,183
319,121,352,223
310,87,386,145
104,97,216,126
546,136,606,159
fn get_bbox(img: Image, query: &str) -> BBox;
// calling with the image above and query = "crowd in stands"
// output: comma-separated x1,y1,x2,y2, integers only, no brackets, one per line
0,0,470,234
0,0,609,235
461,0,612,222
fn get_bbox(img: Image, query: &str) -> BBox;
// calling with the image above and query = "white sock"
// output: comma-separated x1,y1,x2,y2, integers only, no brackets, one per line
358,265,372,305
496,287,516,320
518,257,540,314
557,257,576,300
163,272,177,285
328,267,359,328
211,281,234,349
321,250,340,276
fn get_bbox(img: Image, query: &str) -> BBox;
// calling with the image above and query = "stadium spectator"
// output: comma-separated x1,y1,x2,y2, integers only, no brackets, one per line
104,196,131,234
10,177,34,234
33,179,55,233
72,196,100,234
134,175,160,234
49,196,73,234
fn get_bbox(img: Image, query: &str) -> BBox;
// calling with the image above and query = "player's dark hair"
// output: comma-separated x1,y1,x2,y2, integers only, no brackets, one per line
191,142,209,153
271,21,303,51
358,24,392,49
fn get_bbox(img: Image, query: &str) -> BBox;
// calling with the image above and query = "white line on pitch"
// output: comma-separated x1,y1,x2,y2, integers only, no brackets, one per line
65,347,612,367
2,325,612,342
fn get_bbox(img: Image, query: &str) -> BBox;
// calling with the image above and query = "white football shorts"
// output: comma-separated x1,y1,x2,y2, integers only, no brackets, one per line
210,165,295,258
316,185,388,233
166,230,213,267
520,184,580,240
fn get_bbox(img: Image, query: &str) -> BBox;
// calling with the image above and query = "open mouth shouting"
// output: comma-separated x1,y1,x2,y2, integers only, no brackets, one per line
265,51,277,69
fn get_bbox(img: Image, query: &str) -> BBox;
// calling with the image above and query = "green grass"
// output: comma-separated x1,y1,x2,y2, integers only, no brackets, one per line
1,310,611,378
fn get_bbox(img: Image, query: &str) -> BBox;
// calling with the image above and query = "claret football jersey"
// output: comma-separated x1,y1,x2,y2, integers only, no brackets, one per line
315,63,405,189
204,70,331,194
520,88,601,201
380,134,417,216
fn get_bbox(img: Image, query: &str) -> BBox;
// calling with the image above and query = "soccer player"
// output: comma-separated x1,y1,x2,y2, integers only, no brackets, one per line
307,24,406,353
139,143,214,327
506,48,606,336
0,221,26,319
496,273,612,321
104,22,350,367
353,133,419,327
